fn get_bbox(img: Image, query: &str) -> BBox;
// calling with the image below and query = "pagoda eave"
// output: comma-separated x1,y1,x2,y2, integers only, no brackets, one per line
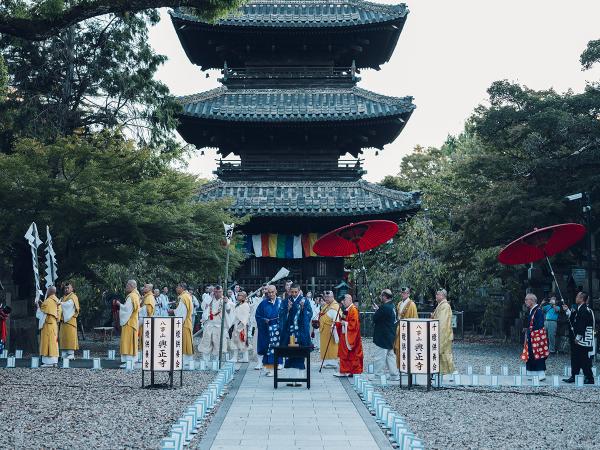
171,8,407,70
177,112,412,157
197,179,421,219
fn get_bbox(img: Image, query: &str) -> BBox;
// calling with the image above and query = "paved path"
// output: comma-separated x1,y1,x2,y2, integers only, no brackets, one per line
206,366,390,450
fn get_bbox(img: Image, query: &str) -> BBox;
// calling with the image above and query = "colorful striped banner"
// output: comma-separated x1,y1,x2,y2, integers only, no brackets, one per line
301,233,319,257
248,234,315,258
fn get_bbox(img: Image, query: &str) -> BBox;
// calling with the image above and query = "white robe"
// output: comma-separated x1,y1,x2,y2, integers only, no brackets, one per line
61,300,76,323
119,297,133,327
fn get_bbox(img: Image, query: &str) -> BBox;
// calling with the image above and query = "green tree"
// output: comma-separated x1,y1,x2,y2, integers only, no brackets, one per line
0,0,244,40
0,132,245,298
0,11,180,154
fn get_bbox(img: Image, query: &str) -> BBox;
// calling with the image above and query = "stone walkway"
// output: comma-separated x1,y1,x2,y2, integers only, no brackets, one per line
204,366,390,450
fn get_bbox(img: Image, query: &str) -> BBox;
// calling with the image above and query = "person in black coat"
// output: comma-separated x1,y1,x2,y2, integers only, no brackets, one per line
562,292,595,384
371,289,400,381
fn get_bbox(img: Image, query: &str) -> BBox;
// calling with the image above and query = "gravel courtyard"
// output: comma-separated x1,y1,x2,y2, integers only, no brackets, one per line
370,339,600,450
0,368,216,449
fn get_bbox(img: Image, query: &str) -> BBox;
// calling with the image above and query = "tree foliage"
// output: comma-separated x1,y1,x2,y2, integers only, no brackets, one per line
0,132,245,297
357,39,600,318
0,0,244,40
0,11,180,154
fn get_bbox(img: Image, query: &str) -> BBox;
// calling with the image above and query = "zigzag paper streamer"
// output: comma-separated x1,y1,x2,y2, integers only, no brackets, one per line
24,222,42,301
44,226,58,289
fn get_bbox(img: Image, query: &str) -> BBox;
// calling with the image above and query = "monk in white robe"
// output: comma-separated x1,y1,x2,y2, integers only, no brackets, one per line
36,286,61,367
229,291,251,362
198,285,231,362
59,282,80,359
118,280,140,368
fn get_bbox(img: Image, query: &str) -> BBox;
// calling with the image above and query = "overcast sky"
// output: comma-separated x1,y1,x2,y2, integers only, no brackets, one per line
148,0,600,182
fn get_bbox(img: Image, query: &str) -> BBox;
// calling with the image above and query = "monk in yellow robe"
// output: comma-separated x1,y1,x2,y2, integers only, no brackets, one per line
319,291,340,369
36,286,60,367
394,286,418,370
59,282,80,359
431,288,455,374
118,279,140,368
138,283,156,348
171,282,194,369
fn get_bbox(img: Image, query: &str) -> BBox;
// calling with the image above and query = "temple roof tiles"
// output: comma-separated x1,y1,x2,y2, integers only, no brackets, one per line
198,179,420,217
171,1,408,28
178,86,414,122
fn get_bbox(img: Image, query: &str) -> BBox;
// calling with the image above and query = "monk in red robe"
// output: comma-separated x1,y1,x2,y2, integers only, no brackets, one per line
334,294,363,377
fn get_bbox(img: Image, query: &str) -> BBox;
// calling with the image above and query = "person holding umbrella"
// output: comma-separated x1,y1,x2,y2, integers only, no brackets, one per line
521,293,548,381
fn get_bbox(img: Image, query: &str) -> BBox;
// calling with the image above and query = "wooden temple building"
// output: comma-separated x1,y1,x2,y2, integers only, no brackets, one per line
171,0,420,290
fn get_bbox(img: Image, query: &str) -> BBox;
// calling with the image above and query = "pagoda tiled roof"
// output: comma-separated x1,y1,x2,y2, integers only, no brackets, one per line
198,180,420,217
178,87,414,122
172,1,408,28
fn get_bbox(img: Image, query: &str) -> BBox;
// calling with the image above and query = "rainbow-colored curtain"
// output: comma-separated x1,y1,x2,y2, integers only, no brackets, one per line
242,233,321,258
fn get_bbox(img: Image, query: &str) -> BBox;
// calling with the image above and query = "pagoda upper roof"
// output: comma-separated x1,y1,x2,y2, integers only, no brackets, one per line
172,1,408,28
198,179,420,217
178,86,414,123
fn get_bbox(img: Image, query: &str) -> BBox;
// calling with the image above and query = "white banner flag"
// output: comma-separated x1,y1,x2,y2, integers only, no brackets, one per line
223,222,234,245
44,226,58,289
24,223,42,301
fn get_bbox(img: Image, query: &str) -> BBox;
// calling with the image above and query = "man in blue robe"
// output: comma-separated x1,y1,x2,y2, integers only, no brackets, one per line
255,284,282,377
279,283,312,386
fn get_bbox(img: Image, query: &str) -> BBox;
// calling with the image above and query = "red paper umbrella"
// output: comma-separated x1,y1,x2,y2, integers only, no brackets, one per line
498,223,587,303
498,223,586,265
313,220,399,257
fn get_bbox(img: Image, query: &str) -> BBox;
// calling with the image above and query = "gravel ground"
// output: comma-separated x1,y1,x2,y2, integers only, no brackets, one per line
0,368,217,449
381,385,600,449
369,338,600,450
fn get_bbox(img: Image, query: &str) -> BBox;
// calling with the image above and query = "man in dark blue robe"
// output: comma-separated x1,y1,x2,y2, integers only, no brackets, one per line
279,283,312,386
255,285,282,377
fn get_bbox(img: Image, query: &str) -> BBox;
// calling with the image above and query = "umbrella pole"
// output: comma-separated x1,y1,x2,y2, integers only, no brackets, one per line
357,247,376,306
544,254,566,302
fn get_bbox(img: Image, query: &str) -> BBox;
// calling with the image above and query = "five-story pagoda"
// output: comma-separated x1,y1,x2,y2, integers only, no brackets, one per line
171,0,420,288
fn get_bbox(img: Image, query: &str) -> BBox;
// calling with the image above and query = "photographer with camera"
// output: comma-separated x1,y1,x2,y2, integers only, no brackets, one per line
542,294,560,354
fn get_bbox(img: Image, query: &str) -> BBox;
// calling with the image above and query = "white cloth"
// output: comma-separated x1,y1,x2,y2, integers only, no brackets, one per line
234,302,250,326
35,307,46,330
42,356,58,365
327,308,340,344
156,294,169,316
224,300,234,329
138,301,150,327
61,299,76,323
173,300,187,320
397,298,410,319
119,297,133,327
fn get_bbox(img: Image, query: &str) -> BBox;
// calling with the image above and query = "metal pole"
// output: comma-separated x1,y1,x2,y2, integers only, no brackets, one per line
218,245,231,370
584,192,593,307
357,247,376,306
544,254,565,303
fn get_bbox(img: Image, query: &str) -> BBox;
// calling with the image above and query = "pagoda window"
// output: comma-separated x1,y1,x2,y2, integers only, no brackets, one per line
316,259,328,277
250,257,261,277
